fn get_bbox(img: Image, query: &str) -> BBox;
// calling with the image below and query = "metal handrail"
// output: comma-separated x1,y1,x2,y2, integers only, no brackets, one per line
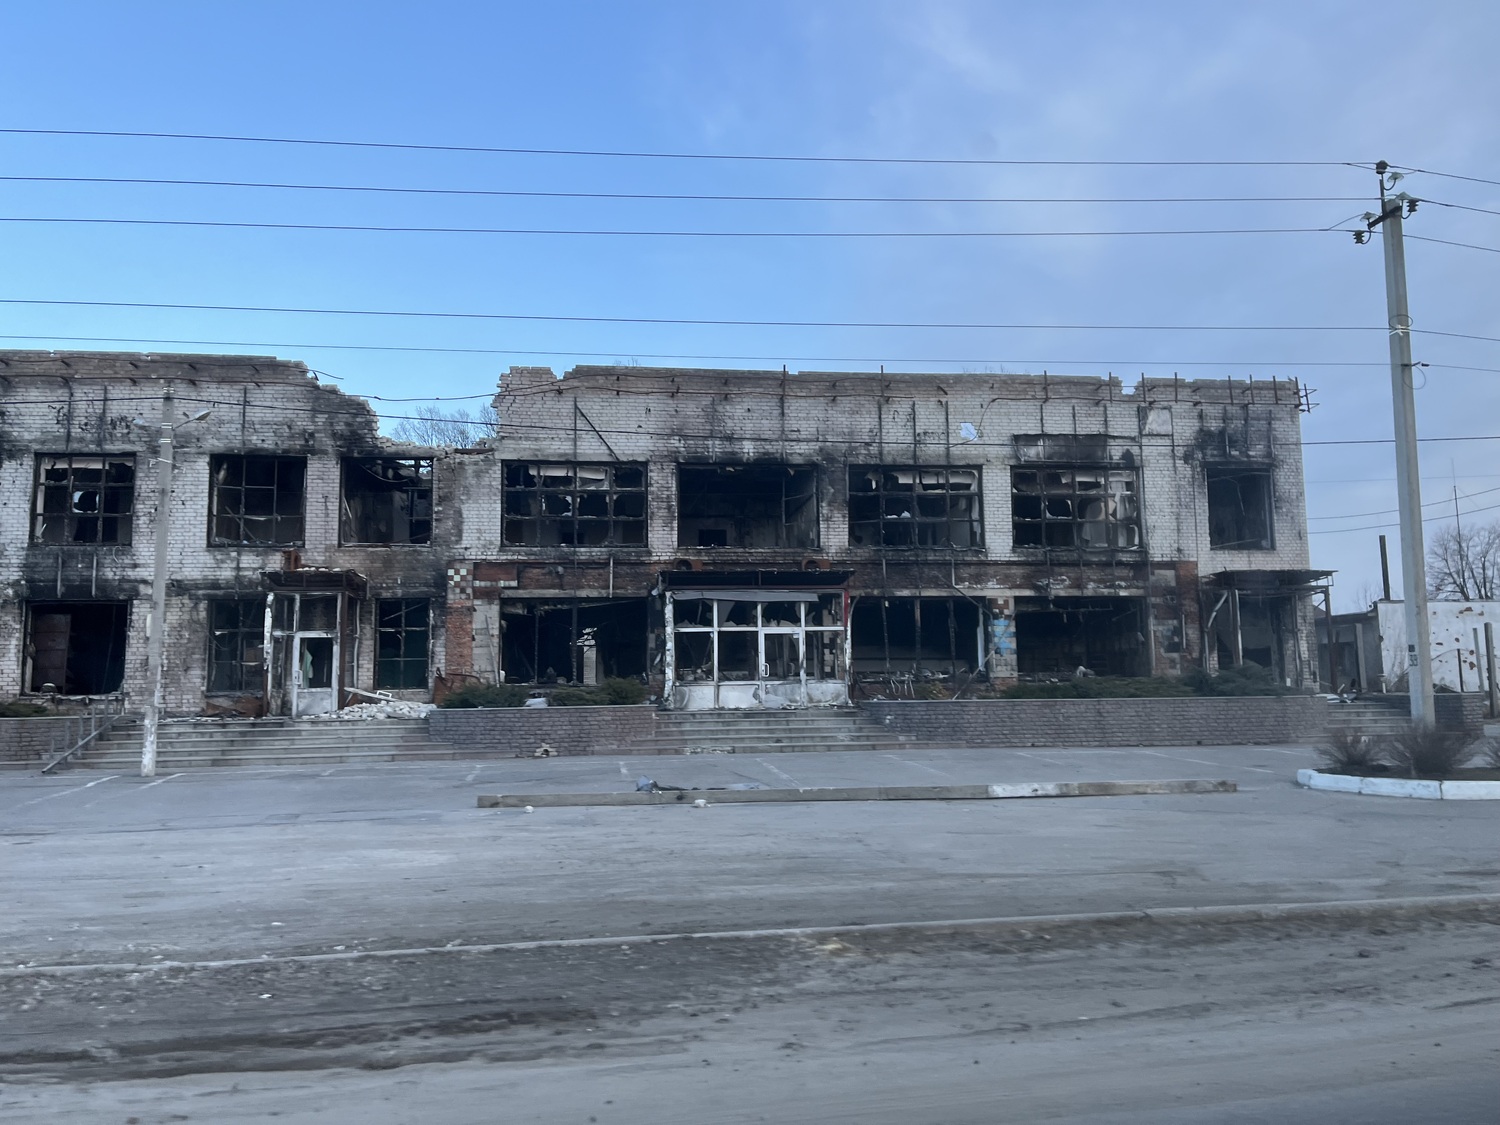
39,696,128,775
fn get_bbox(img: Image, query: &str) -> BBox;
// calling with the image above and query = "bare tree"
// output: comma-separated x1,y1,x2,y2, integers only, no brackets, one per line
1427,519,1500,601
388,403,498,447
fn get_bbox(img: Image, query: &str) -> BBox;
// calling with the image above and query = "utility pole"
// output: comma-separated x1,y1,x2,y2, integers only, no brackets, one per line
140,389,175,777
1362,161,1434,727
140,392,210,777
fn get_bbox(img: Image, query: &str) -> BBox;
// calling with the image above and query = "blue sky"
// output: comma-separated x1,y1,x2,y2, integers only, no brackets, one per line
3,1,1498,607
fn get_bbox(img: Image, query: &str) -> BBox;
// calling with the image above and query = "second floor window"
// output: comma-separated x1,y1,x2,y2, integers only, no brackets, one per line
1012,466,1141,550
33,455,135,545
503,462,647,546
848,467,982,548
210,454,306,546
341,458,433,545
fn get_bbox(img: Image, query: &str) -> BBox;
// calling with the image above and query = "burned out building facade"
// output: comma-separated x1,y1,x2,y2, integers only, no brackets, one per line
0,351,1324,716
0,351,450,716
443,365,1323,709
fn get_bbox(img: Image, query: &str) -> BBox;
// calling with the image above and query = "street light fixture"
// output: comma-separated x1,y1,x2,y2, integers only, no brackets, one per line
139,392,210,777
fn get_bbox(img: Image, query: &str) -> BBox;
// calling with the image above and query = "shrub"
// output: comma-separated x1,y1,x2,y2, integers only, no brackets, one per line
439,683,530,709
1315,729,1384,774
1001,676,1194,700
1382,727,1480,778
1479,738,1500,770
1180,664,1291,697
548,687,602,707
0,699,50,718
596,677,647,705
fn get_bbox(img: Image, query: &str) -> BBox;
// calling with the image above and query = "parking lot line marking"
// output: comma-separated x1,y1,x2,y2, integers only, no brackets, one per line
1017,750,1068,766
886,754,953,778
7,775,122,810
464,765,484,783
82,773,184,805
1140,749,1270,772
756,758,800,786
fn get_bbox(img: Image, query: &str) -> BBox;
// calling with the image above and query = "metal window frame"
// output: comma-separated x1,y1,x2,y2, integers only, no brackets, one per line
207,596,268,694
208,454,308,547
501,461,648,548
1011,465,1141,551
31,453,136,546
339,457,435,546
375,597,431,690
848,465,983,550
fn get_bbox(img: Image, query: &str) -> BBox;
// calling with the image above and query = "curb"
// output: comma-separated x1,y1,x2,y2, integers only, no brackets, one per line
6,893,1497,980
1297,768,1500,800
477,778,1236,808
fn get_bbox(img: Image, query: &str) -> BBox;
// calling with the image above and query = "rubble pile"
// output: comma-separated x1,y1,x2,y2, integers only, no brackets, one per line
309,701,436,721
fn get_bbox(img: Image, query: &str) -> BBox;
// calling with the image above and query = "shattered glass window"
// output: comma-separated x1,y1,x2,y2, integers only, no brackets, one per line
502,462,647,547
341,458,433,545
32,455,136,545
209,455,307,546
207,598,266,694
848,466,982,549
376,598,430,689
1012,466,1140,551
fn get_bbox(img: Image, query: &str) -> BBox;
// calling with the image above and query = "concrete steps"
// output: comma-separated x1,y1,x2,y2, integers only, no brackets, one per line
77,717,472,770
615,708,935,755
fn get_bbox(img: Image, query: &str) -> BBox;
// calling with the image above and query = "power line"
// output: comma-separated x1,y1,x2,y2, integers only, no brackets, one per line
1308,499,1500,535
0,297,1407,333
1424,199,1500,219
1407,234,1500,255
0,128,1373,169
0,216,1338,239
5,333,1445,369
1396,165,1500,190
0,176,1371,206
1306,484,1500,521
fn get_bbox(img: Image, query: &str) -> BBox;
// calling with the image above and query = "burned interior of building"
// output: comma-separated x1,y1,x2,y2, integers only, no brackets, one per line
678,464,818,549
499,598,649,684
25,601,129,694
341,458,433,545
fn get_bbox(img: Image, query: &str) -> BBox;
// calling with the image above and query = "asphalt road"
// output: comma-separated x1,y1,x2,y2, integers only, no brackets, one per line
3,745,1498,1123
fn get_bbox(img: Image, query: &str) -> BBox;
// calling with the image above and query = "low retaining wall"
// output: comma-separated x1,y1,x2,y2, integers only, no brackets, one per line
428,706,657,757
862,695,1327,747
0,717,100,766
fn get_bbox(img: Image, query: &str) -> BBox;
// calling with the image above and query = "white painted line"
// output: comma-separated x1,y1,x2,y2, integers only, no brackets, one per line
756,758,800,786
464,765,484,783
1017,750,1068,766
82,773,184,805
885,754,953,779
618,761,630,777
1139,750,1243,770
5,775,122,810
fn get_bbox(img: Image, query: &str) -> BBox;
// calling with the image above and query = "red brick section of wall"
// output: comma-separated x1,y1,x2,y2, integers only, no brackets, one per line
862,696,1327,748
428,706,657,756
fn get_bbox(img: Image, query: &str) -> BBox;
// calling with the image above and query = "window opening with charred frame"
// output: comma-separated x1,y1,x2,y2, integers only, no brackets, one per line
848,467,981,548
1012,466,1140,550
341,458,433,545
1205,465,1274,550
677,464,819,549
376,598,430,689
207,597,267,694
209,455,307,546
32,455,135,545
502,462,647,547
26,601,128,694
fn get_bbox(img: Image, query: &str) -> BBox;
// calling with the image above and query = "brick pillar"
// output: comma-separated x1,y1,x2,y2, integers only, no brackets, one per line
444,562,475,680
987,597,1017,682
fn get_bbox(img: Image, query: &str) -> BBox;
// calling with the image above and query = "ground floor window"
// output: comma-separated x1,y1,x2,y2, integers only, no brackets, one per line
376,598,431,689
26,602,128,694
1013,596,1148,677
499,598,649,685
849,597,982,684
208,597,266,693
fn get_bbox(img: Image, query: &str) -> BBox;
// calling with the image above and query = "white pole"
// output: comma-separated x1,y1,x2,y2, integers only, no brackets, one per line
140,390,176,777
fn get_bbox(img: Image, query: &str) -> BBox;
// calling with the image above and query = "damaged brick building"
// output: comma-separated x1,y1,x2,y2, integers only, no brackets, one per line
0,350,1325,716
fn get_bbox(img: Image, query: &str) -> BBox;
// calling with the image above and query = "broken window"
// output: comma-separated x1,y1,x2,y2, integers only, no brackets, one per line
500,599,649,684
1012,467,1140,550
502,462,647,547
32,455,135,545
341,458,433,545
376,598,430,689
850,597,981,678
1206,465,1273,550
677,464,818,549
848,467,981,548
209,455,306,546
26,602,128,694
207,598,266,694
1014,596,1148,677
1012,434,1109,463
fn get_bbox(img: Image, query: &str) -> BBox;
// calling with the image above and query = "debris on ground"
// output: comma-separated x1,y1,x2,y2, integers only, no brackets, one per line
307,701,436,721
636,776,764,794
515,743,559,759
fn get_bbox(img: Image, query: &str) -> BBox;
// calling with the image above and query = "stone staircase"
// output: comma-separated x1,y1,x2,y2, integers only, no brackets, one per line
76,717,467,770
1322,696,1413,740
613,707,933,756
